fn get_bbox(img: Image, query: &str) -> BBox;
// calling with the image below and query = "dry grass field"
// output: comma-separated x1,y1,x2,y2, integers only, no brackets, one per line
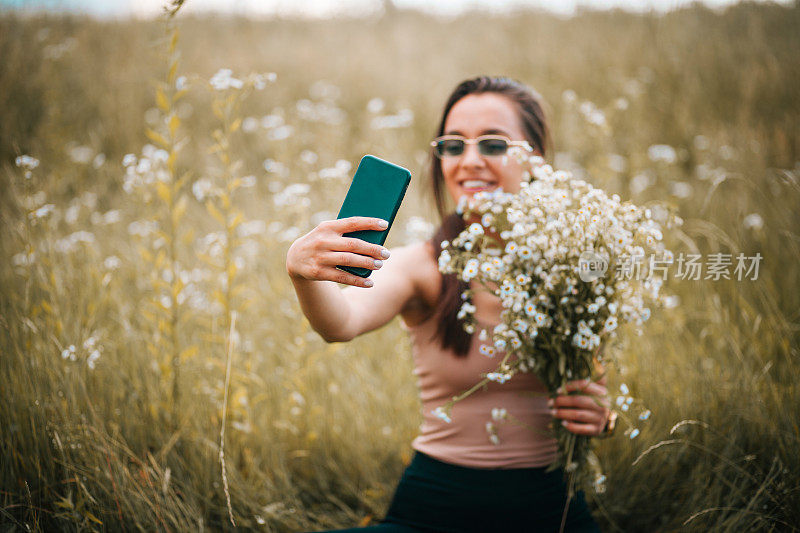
1,2,799,530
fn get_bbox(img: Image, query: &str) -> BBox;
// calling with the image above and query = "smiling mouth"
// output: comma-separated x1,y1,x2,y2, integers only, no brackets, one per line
460,179,496,190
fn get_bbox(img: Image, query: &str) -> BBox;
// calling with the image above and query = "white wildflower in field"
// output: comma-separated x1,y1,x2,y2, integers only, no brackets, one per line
251,72,276,90
299,150,319,165
90,209,121,225
370,108,413,129
54,231,96,253
647,144,677,164
296,99,346,125
268,125,294,141
87,349,101,370
263,158,289,177
61,345,77,361
12,251,36,267
128,220,158,238
30,204,55,220
743,213,764,231
103,256,121,270
317,159,352,180
242,117,260,132
210,68,243,91
260,114,284,129
67,145,93,164
15,155,40,171
274,183,310,207
237,220,267,238
192,178,215,202
366,97,385,114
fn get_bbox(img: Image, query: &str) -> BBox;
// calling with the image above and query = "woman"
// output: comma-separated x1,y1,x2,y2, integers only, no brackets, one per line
286,76,610,532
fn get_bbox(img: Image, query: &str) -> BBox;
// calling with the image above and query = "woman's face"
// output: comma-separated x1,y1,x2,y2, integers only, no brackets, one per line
440,92,528,205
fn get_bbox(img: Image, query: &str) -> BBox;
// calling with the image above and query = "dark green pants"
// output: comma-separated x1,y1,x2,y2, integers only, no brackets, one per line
318,450,601,532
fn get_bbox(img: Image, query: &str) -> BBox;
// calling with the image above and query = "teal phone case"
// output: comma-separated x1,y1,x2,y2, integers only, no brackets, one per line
335,155,411,278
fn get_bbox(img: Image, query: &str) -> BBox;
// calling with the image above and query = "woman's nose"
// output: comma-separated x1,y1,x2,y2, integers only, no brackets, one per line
460,142,485,168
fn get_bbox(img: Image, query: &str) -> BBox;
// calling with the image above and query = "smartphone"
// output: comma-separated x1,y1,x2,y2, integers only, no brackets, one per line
335,155,412,278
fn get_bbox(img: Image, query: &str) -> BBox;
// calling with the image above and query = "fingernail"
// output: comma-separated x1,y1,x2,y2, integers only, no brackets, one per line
546,399,554,408
549,409,556,417
378,219,389,229
364,279,374,287
561,420,568,427
380,248,391,259
374,259,383,268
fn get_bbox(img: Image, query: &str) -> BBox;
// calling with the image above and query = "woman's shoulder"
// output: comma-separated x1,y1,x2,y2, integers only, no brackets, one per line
391,239,440,279
389,240,441,325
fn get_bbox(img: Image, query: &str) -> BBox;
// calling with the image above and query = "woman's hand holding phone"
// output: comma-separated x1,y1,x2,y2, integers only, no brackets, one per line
286,216,392,288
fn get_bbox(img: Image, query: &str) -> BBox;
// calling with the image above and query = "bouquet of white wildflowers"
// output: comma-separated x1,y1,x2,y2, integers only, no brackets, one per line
436,149,680,504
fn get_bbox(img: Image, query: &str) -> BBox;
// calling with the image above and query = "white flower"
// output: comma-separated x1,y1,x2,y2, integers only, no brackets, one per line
61,345,77,361
603,316,618,332
103,256,121,270
491,407,507,421
478,344,496,358
438,251,451,272
366,97,384,114
647,144,677,164
468,223,484,236
87,349,101,370
743,213,763,231
210,68,243,91
192,178,214,201
16,155,40,170
524,302,537,317
457,301,475,320
486,372,511,384
432,406,452,423
462,259,479,281
31,204,55,219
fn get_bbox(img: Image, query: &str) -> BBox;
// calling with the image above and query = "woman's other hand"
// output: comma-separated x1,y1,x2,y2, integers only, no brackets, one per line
286,216,391,289
548,375,611,437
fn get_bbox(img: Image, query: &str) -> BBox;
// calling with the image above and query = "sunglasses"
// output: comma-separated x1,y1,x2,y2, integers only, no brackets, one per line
430,135,531,158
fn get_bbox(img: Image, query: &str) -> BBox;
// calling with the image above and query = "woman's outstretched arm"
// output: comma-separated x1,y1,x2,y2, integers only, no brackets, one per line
286,216,419,343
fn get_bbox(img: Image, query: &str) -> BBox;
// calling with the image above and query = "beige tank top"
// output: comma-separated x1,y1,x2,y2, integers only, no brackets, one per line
402,283,558,469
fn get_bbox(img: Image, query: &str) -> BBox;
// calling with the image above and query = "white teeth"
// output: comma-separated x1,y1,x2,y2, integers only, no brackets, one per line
462,180,491,188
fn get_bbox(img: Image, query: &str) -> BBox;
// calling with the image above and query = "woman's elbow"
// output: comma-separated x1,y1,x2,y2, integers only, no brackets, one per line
318,328,355,344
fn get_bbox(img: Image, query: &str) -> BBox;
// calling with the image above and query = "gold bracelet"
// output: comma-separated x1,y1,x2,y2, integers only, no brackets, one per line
597,410,618,439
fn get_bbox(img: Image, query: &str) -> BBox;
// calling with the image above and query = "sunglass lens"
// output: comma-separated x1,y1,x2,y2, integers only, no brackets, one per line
478,138,509,156
436,139,465,157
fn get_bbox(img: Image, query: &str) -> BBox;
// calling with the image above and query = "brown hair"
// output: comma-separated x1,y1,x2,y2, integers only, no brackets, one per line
428,76,550,357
